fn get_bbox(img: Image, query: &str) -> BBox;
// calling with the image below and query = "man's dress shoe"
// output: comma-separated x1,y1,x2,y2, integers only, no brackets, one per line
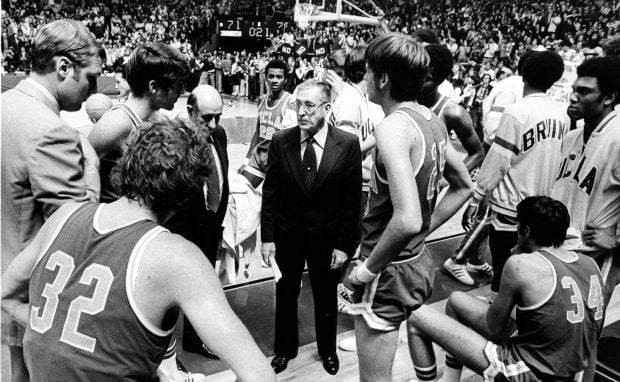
322,354,339,375
271,355,294,374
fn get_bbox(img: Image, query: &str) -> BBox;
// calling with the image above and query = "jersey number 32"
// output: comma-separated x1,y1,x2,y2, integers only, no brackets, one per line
30,251,114,353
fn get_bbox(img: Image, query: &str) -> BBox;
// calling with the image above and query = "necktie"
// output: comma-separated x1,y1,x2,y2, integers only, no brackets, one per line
206,141,221,211
302,138,317,190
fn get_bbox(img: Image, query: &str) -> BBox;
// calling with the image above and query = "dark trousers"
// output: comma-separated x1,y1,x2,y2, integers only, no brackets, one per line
488,226,518,293
274,241,339,358
469,106,484,143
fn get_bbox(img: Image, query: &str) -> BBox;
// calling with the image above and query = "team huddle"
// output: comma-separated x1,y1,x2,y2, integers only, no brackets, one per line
2,18,620,382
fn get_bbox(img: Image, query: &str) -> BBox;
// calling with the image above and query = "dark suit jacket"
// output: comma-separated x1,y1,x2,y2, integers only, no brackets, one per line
261,125,361,257
166,125,229,265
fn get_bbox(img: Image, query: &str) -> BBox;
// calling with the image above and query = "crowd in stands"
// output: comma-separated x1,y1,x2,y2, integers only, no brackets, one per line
3,0,619,109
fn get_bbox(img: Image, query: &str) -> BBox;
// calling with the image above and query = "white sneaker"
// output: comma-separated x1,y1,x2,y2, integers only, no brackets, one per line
443,258,474,286
466,262,493,275
157,359,207,382
338,336,356,352
337,283,354,313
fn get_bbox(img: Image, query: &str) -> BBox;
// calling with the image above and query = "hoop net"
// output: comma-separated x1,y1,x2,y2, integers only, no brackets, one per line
294,3,320,30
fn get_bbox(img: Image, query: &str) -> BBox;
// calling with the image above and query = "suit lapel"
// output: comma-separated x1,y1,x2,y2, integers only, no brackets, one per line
283,127,310,196
312,126,342,192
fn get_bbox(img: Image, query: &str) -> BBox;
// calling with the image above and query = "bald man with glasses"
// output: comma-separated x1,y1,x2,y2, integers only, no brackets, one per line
261,79,362,375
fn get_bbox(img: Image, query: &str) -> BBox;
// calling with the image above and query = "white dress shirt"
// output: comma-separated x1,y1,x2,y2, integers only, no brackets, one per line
300,123,328,167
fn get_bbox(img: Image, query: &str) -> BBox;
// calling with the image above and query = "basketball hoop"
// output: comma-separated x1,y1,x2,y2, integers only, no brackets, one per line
294,0,383,30
294,3,319,30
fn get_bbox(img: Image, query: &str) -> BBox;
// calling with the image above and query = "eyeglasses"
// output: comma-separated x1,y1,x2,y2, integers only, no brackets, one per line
292,100,328,114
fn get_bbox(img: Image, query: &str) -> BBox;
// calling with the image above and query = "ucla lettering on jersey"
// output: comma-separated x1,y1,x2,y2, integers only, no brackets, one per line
551,112,620,233
246,92,294,176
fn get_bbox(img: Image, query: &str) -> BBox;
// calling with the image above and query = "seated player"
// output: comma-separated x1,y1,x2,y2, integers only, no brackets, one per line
407,196,604,382
1,118,275,382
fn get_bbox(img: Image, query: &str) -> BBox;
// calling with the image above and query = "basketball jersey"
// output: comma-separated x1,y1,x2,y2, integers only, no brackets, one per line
551,112,620,236
360,105,448,260
245,92,295,178
430,95,451,123
331,82,383,191
509,248,604,379
24,203,175,382
474,94,569,226
100,104,143,203
482,75,523,145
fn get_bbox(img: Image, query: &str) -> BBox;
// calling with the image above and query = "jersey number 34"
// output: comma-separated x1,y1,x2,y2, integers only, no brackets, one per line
30,251,114,353
562,275,605,324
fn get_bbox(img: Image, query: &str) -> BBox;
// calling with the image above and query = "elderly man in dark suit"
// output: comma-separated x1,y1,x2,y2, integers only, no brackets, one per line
261,79,362,375
165,84,229,360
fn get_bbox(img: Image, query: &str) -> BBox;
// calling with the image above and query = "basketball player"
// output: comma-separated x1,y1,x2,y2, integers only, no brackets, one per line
240,58,297,188
407,196,604,382
344,33,473,382
88,42,189,203
329,46,383,348
416,44,487,286
552,56,620,306
419,44,484,175
88,42,198,380
1,118,276,382
463,50,569,300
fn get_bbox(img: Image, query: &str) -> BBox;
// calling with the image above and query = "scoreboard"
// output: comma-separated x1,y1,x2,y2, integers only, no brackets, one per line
219,19,288,39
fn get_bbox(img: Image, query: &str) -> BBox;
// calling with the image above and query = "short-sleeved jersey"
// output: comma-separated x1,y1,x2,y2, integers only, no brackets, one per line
330,82,384,191
509,248,604,379
474,93,570,228
99,104,143,203
360,105,448,260
551,112,620,236
245,92,296,178
24,203,175,382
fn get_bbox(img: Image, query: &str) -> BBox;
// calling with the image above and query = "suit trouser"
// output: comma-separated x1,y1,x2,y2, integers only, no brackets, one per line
274,241,339,358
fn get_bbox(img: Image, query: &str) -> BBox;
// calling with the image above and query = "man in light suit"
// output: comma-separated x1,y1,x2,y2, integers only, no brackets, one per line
1,19,101,382
261,79,362,375
164,85,230,361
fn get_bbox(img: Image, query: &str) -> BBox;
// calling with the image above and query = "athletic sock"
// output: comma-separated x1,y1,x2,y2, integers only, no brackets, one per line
414,364,437,381
158,353,177,378
443,354,463,382
158,339,177,377
163,338,177,359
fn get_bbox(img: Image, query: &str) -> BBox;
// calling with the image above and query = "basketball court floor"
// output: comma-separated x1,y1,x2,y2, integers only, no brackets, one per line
1,95,618,381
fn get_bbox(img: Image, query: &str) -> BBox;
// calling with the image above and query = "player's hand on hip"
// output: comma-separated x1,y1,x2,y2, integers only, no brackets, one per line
462,204,478,231
261,242,276,266
330,248,348,269
343,260,362,291
581,224,618,251
346,260,365,287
